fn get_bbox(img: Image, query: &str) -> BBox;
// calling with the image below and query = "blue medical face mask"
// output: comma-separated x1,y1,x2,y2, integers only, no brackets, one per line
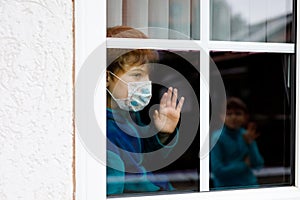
106,71,152,112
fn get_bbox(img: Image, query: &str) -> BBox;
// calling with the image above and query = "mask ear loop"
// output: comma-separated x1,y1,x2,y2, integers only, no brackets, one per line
106,88,116,100
108,71,128,85
106,71,128,101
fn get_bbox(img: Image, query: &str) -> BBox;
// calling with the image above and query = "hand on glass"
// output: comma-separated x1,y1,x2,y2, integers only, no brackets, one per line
153,87,185,134
243,122,260,144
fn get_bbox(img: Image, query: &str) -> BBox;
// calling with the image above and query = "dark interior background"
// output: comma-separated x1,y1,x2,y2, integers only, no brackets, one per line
140,50,200,191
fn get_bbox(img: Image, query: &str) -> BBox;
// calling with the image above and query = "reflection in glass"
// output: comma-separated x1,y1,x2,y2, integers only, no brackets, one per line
107,0,200,39
169,0,191,39
210,52,294,190
210,0,293,42
148,0,169,39
107,0,123,28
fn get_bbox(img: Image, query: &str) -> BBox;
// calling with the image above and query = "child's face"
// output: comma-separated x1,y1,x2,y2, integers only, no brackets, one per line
224,108,247,130
107,64,150,101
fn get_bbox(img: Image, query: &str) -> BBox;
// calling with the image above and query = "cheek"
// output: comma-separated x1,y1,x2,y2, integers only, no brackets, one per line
237,116,246,124
225,117,232,124
142,75,150,82
111,82,128,99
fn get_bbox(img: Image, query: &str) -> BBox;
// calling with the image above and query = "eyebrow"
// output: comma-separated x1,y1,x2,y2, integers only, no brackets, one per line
127,66,148,73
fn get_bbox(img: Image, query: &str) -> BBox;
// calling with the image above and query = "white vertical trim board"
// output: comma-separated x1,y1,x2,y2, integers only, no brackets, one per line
75,0,106,199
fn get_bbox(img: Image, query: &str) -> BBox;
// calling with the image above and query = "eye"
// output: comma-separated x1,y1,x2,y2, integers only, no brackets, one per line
132,73,142,78
226,112,233,116
235,111,243,116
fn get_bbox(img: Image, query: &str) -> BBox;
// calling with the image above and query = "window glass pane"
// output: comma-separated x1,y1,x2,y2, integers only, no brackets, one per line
210,0,293,42
209,52,294,191
106,46,200,196
107,0,200,40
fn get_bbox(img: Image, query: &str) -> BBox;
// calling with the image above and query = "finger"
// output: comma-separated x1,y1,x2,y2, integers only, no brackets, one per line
166,87,172,107
176,96,185,112
160,92,168,109
171,88,178,108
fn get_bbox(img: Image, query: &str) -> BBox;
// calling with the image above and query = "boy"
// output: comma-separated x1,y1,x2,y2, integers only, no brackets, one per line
210,97,264,189
106,26,185,195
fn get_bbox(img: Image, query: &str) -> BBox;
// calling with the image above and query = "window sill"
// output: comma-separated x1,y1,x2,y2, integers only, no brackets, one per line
109,186,300,200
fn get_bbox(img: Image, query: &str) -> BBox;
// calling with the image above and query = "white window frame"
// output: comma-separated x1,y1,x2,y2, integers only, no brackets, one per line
75,0,300,199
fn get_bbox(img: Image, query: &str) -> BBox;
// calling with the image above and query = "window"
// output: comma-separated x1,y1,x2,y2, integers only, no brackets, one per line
211,0,293,42
106,48,200,196
210,52,294,190
107,0,200,39
75,0,300,199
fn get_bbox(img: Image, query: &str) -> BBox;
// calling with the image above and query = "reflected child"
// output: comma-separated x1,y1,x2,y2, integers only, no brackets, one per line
210,97,264,189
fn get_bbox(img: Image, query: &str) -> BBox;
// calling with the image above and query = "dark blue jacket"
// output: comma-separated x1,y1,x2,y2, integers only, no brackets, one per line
107,108,177,194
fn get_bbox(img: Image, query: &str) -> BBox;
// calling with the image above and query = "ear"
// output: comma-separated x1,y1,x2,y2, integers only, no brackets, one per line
106,71,111,87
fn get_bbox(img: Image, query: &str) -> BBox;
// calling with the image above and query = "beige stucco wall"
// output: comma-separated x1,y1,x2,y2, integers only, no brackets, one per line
0,1,73,199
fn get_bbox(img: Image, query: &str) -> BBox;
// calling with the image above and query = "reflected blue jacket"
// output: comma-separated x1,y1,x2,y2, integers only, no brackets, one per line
210,126,264,189
107,108,178,195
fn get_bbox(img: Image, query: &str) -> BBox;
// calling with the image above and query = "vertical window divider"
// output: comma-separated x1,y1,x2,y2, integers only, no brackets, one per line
199,0,211,192
295,0,300,188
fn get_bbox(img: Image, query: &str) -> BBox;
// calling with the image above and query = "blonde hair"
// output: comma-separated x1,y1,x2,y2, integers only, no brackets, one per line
106,26,158,74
